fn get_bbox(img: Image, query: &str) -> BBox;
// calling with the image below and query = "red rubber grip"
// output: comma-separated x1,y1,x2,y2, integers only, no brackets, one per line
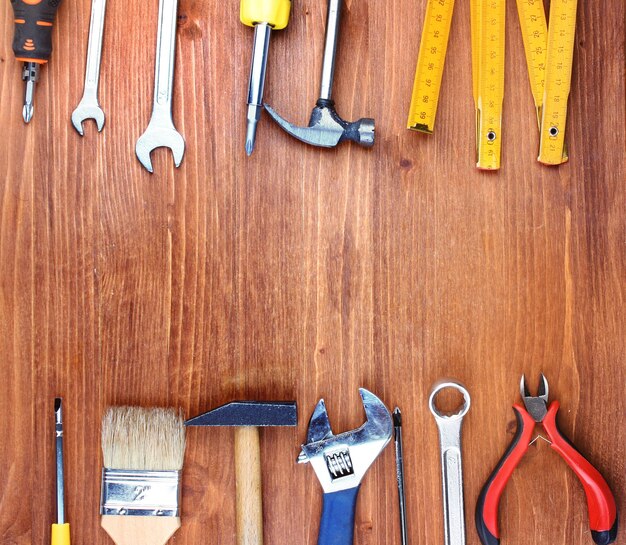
476,405,536,543
543,402,618,541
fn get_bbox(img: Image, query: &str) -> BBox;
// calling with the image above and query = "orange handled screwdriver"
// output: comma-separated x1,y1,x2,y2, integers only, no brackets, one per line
10,0,63,122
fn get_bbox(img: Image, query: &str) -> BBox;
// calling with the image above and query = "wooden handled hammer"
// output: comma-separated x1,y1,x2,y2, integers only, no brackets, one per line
186,401,297,545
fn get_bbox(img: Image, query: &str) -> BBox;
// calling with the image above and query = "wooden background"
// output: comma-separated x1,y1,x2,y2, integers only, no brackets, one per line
0,0,624,540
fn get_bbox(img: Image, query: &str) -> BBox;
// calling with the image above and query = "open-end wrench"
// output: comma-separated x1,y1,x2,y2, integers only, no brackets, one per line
298,388,392,545
429,380,471,545
135,0,185,173
71,0,107,135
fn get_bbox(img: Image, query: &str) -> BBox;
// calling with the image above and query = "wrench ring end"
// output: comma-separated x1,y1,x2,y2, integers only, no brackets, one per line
428,380,471,421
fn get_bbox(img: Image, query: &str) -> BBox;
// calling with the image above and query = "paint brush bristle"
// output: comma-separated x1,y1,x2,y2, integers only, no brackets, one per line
102,407,185,471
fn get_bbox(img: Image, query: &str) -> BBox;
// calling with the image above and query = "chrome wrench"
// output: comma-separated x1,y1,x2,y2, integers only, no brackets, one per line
71,0,107,135
299,388,392,545
135,0,185,173
429,380,471,545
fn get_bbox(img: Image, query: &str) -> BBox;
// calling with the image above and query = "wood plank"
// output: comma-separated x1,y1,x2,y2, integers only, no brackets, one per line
0,0,623,542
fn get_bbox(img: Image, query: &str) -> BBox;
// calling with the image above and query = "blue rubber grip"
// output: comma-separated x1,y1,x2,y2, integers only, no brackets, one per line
318,486,361,545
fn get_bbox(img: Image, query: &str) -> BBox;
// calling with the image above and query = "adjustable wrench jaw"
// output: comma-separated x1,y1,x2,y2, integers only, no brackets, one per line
298,388,392,493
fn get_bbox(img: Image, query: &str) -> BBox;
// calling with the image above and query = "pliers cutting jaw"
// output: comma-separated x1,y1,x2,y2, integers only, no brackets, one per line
520,373,548,422
476,375,618,545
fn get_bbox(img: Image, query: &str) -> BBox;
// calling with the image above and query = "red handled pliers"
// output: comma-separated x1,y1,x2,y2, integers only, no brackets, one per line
476,375,618,545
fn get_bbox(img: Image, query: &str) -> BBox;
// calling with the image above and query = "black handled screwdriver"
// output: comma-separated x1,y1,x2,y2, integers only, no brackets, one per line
10,0,63,122
393,408,409,545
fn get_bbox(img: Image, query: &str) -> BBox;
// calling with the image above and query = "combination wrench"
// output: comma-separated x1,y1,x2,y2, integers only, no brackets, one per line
71,0,107,135
429,380,471,545
135,0,185,173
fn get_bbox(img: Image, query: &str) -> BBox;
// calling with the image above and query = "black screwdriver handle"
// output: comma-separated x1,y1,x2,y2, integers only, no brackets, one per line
10,0,62,63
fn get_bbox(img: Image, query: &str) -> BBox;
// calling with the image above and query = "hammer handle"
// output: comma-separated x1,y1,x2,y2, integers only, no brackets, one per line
319,0,343,100
234,426,264,545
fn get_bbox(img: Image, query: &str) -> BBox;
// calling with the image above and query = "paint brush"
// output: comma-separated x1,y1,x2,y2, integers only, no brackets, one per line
100,407,186,545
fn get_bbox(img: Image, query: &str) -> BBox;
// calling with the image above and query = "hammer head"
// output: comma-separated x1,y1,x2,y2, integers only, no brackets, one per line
264,99,375,148
185,401,297,427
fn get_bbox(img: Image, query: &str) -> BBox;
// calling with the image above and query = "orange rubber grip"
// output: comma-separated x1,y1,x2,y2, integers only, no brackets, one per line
10,0,62,61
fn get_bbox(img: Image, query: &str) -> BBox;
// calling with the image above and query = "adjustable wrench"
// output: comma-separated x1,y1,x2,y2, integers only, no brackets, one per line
429,380,471,545
299,388,392,545
71,0,107,135
135,0,185,173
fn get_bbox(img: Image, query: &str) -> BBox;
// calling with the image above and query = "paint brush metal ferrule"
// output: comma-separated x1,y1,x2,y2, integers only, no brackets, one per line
100,469,182,516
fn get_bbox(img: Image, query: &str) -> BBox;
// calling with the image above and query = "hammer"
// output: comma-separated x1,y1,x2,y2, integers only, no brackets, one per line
186,401,297,545
264,0,375,148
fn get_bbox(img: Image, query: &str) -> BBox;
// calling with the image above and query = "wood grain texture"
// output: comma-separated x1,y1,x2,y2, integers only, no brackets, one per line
0,0,623,542
234,426,264,545
101,516,181,545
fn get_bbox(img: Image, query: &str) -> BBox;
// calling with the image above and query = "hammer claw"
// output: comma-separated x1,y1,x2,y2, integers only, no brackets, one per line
265,103,341,147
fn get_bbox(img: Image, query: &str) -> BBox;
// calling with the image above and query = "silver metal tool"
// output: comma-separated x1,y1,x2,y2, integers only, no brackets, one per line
135,0,185,173
22,62,38,123
394,408,409,545
429,380,471,545
100,470,181,515
264,0,374,148
52,397,71,545
245,22,271,156
71,0,107,135
299,389,392,545
55,397,66,524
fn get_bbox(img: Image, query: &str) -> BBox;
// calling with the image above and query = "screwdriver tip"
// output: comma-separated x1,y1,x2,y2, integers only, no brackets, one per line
22,104,33,123
245,120,257,156
21,64,38,124
393,407,402,427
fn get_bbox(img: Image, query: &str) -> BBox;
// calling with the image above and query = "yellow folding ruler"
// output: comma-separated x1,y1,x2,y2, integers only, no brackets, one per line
407,0,577,168
473,0,506,169
406,0,505,169
406,0,456,134
516,0,576,164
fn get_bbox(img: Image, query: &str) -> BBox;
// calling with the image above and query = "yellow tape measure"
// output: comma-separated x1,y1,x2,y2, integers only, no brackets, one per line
474,0,506,169
470,0,479,146
406,0,455,133
515,0,548,127
516,0,573,163
408,0,576,167
407,0,505,168
470,0,479,102
538,0,577,164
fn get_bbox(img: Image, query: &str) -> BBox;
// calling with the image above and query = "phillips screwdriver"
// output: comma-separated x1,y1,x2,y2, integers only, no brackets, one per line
241,0,291,155
394,408,409,545
10,0,63,123
52,398,71,545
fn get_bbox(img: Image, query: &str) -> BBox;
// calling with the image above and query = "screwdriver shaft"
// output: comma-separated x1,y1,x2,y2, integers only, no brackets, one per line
22,62,39,123
245,22,271,155
54,398,65,525
394,408,409,545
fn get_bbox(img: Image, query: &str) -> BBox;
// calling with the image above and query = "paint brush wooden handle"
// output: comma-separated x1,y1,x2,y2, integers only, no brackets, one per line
234,426,264,545
101,516,181,545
